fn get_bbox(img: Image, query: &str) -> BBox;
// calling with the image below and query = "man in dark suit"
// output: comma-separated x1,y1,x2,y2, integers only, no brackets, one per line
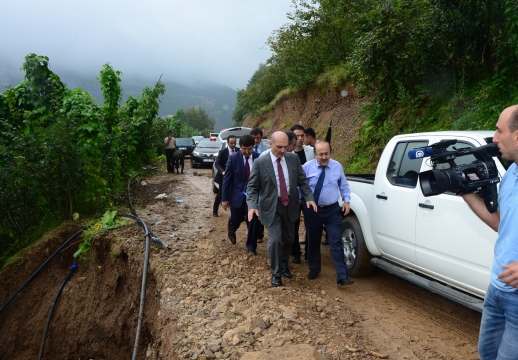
221,135,260,254
247,131,317,286
213,135,237,216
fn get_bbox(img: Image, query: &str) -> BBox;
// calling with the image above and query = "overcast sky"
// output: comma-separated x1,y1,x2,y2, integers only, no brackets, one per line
1,0,294,89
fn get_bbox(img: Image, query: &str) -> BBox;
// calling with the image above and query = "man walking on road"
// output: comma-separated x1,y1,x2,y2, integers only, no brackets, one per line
221,135,260,254
213,135,238,217
462,105,518,359
165,130,177,173
290,125,314,263
247,131,316,287
302,141,354,287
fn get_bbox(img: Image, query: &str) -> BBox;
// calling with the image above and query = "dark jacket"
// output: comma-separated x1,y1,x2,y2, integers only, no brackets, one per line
214,147,238,185
222,151,259,207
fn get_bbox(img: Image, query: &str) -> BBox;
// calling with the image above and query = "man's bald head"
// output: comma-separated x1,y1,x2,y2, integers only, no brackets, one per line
269,131,289,158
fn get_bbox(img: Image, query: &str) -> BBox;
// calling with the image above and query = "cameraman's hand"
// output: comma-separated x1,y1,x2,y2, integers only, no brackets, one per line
499,261,518,288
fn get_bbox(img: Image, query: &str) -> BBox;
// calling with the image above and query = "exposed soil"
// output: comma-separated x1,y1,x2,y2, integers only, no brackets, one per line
0,162,481,359
243,87,369,166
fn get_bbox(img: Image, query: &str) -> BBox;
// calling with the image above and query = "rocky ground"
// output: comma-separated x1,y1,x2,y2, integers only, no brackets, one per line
0,162,482,359
134,164,481,359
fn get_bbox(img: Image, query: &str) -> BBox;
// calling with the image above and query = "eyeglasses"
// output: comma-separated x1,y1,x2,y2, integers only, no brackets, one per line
315,153,330,157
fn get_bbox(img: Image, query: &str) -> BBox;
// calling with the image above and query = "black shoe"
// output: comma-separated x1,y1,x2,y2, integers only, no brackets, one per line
213,212,219,217
228,228,236,245
271,276,282,287
292,256,301,264
337,278,354,286
307,271,318,280
281,268,292,278
248,249,257,255
322,239,329,245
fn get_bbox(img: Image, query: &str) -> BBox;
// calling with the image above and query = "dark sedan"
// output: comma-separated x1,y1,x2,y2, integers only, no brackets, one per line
191,139,222,168
176,138,196,157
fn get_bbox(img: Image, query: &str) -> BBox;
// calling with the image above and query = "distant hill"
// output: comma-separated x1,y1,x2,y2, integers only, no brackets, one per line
0,66,237,132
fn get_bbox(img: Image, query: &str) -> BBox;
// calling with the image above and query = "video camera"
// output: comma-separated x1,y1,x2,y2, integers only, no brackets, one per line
409,139,501,213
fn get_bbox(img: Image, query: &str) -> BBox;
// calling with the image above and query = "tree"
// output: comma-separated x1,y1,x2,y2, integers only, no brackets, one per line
181,107,215,132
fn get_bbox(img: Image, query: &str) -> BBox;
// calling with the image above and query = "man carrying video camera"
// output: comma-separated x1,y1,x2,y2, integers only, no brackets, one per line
462,105,518,360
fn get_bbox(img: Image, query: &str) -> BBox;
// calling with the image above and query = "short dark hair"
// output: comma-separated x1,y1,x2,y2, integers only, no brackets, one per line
305,127,316,139
239,134,255,147
227,135,236,141
509,107,518,134
285,131,296,143
290,125,304,132
250,128,263,137
167,130,172,134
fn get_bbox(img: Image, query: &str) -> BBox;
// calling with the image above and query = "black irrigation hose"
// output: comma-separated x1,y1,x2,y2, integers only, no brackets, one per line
118,213,151,360
38,263,77,360
128,173,140,217
127,174,166,248
0,226,86,314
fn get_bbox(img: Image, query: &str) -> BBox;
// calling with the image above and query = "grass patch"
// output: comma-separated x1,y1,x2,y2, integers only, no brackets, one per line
315,65,351,91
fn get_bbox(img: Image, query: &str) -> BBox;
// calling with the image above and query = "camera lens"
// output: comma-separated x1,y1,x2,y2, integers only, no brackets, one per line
419,168,460,196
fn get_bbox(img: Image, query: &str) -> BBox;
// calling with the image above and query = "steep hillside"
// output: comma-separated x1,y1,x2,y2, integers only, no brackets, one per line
243,87,366,169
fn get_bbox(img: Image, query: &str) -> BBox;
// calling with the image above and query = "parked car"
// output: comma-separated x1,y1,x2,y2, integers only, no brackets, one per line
191,138,222,168
192,136,204,145
175,138,196,157
343,130,508,311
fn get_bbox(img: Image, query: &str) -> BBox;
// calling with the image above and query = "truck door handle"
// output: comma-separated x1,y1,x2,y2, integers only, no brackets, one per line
419,203,434,209
376,194,388,200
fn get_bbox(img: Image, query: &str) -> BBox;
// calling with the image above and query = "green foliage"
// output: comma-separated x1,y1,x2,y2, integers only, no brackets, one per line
0,53,166,268
233,63,288,124
73,210,129,260
180,107,215,132
235,0,518,171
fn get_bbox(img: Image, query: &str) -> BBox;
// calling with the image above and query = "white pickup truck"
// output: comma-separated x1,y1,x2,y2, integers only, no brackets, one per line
342,131,509,311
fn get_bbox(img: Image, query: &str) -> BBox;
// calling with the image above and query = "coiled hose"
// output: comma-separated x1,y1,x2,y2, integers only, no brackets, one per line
38,263,78,360
0,227,85,313
119,213,151,360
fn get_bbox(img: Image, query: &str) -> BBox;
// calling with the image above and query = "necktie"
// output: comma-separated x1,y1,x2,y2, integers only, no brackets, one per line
277,158,289,206
313,166,326,205
245,156,250,182
254,145,259,153
231,148,234,154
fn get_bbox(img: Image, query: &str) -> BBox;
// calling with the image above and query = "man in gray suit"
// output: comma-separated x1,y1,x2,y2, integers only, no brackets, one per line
247,131,317,287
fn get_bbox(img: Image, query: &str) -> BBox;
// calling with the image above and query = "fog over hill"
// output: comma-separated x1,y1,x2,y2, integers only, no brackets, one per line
0,62,237,132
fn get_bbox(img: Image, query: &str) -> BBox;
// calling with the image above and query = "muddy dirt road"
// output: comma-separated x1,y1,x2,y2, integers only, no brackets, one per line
142,164,482,359
0,162,482,359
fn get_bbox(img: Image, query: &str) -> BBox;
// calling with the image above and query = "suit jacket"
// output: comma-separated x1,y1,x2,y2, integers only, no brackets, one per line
222,151,259,208
246,152,314,227
303,145,315,162
215,147,238,184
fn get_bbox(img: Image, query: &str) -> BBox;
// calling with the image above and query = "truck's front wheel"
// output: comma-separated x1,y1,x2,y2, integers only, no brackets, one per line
342,216,374,277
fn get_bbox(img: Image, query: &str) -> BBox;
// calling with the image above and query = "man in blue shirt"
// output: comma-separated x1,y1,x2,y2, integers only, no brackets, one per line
302,141,354,286
250,128,270,154
462,105,518,359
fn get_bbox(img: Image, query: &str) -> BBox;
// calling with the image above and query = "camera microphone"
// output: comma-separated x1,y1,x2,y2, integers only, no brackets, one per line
408,147,434,160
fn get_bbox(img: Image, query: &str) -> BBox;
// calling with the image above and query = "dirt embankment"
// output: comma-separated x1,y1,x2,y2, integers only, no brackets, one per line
0,164,481,359
242,87,366,165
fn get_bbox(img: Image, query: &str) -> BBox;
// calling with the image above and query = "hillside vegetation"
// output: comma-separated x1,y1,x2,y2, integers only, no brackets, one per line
235,0,518,172
0,54,184,268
